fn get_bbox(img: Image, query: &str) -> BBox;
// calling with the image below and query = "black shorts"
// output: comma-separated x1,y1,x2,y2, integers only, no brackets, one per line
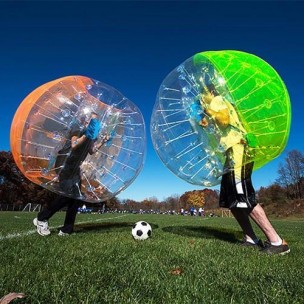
219,146,256,209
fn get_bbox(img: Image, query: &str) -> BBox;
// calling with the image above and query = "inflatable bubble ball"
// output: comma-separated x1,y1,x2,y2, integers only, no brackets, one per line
151,50,291,186
11,76,146,202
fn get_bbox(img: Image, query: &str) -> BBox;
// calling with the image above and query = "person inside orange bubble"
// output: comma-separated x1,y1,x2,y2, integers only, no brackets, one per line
33,112,110,236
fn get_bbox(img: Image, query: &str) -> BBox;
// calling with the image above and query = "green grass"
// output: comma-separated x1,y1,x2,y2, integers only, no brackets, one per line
1,212,304,304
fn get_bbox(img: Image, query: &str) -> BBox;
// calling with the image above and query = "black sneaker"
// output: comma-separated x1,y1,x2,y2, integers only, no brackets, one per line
240,239,264,249
260,239,290,255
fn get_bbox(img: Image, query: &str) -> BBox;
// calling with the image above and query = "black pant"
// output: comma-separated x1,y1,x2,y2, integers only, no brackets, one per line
219,145,256,209
38,195,80,234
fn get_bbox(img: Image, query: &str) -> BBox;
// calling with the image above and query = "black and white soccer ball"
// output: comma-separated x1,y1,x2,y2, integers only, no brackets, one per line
132,221,152,240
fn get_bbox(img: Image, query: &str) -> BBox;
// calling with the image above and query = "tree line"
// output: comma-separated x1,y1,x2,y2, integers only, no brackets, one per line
1,150,303,212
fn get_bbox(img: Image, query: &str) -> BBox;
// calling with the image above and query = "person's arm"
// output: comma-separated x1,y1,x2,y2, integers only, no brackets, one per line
70,118,102,150
89,134,110,154
95,134,110,150
205,107,229,128
71,134,87,149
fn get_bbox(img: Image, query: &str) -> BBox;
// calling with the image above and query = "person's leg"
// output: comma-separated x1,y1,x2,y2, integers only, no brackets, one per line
249,204,290,254
60,198,80,234
249,204,281,243
221,145,260,243
37,195,67,221
34,194,68,236
220,144,289,253
220,146,253,209
230,208,259,242
230,145,256,208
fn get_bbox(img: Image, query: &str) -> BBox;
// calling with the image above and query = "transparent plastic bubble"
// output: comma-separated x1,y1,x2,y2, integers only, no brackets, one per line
11,76,146,202
151,50,291,187
61,109,71,118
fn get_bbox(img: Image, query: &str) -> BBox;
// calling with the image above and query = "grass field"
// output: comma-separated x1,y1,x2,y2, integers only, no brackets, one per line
1,211,304,304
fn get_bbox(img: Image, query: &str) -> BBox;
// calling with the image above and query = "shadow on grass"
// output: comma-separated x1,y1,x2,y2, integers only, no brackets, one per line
74,222,159,234
162,225,243,244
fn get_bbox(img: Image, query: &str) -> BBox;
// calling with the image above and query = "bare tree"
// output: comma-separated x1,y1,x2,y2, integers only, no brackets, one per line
276,150,304,199
162,195,178,211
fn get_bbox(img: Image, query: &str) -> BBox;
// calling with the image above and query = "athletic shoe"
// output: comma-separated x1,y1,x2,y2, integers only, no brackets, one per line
260,239,290,255
33,218,51,236
240,239,264,249
58,230,70,236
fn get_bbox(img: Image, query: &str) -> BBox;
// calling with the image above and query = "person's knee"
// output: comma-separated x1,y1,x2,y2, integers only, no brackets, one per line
250,204,266,219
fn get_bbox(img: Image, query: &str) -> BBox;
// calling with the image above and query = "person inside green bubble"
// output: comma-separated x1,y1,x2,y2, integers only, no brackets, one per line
199,83,290,255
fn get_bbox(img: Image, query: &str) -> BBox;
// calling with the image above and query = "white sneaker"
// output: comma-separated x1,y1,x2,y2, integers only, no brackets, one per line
58,230,70,236
33,218,51,236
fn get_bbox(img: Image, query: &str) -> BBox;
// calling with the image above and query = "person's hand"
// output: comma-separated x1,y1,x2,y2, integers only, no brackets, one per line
102,134,110,142
199,117,208,128
84,118,101,140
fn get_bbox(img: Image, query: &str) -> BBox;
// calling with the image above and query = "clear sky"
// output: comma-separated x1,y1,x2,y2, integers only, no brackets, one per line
0,1,303,202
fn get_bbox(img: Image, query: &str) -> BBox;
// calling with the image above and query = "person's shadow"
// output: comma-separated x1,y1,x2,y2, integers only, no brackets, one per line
162,225,243,244
74,222,159,234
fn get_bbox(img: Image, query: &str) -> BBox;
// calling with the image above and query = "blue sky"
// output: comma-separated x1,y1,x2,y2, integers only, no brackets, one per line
1,1,303,201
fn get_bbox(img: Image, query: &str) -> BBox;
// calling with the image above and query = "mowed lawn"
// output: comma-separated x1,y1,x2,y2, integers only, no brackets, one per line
1,211,304,304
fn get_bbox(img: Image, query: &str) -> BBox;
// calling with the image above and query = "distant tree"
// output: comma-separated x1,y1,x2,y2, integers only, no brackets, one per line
179,192,190,210
164,195,180,212
148,196,161,211
0,151,56,207
203,188,219,209
276,150,304,199
105,196,121,210
145,196,161,211
121,199,138,212
179,189,218,211
187,191,205,208
257,184,288,206
141,198,153,211
180,190,202,210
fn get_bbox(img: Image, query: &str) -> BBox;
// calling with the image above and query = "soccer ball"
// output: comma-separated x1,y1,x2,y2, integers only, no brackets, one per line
132,221,152,240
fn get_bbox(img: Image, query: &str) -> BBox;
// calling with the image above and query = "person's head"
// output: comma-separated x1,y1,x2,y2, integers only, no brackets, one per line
200,83,219,104
205,83,218,96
